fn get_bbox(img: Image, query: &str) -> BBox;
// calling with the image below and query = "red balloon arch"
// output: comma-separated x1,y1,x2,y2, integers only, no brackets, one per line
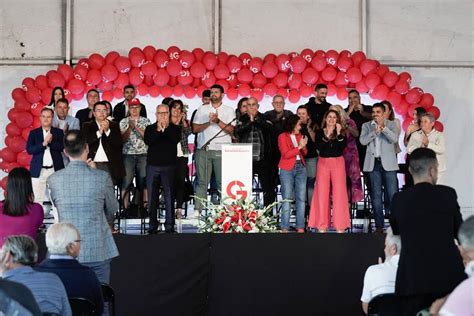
0,46,444,188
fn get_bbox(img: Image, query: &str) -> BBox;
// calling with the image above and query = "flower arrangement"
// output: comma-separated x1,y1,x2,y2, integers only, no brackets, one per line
198,197,280,233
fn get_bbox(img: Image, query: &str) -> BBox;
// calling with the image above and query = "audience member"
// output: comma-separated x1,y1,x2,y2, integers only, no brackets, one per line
407,113,446,185
278,114,307,233
75,89,99,127
308,109,349,233
0,236,71,316
36,223,104,316
192,84,235,212
0,278,42,316
361,227,401,314
330,104,363,203
0,167,43,247
47,130,119,284
26,107,64,205
360,103,399,233
52,98,81,132
170,100,192,218
144,104,181,233
82,101,125,185
305,83,331,128
113,85,147,122
48,86,65,108
234,97,275,206
119,97,151,217
389,148,466,315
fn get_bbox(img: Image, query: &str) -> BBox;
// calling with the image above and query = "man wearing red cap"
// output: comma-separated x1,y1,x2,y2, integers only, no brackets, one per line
113,85,147,123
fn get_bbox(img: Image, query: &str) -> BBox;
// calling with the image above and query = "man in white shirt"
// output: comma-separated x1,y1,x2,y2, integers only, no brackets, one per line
361,227,401,314
192,84,236,211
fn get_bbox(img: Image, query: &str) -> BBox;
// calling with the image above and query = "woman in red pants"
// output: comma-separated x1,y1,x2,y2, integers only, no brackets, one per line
308,109,350,233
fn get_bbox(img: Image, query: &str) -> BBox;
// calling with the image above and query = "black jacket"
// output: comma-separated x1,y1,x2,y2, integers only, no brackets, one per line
305,97,331,128
144,123,181,166
235,113,273,161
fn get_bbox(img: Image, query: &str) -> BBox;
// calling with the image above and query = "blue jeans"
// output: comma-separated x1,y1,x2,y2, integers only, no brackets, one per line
279,161,307,229
369,159,398,228
122,154,147,205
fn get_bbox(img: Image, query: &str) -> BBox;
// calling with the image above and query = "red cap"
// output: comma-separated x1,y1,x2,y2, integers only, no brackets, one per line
128,98,140,106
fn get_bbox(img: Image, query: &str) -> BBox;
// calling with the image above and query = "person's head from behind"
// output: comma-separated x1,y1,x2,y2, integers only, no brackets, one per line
54,98,70,120
458,216,474,263
384,227,401,260
3,167,34,217
237,97,249,116
161,97,174,106
409,147,438,185
314,83,328,103
283,114,301,134
123,85,136,101
0,236,38,275
64,130,88,161
46,223,81,258
201,89,211,105
272,95,285,113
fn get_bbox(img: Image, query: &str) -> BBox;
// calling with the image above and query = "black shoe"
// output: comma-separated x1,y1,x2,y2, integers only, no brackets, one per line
147,227,158,234
165,228,176,234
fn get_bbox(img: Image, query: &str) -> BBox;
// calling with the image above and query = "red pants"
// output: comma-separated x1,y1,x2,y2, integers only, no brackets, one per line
308,156,350,231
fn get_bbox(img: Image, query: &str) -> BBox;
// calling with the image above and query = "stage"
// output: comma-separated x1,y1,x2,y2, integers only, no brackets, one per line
108,233,385,316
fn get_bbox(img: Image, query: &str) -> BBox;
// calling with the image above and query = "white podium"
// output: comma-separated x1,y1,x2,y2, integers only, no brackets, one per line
221,144,253,202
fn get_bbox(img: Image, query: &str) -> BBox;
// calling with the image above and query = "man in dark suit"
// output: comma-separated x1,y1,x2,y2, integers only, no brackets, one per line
390,148,466,315
75,89,99,128
82,101,125,185
304,83,331,128
26,107,64,205
36,223,103,316
112,85,147,122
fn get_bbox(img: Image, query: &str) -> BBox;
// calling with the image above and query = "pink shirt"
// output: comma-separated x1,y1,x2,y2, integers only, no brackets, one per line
0,201,44,247
440,276,474,316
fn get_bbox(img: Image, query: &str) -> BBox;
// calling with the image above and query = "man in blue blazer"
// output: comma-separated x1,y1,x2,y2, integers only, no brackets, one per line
26,107,64,205
360,103,400,233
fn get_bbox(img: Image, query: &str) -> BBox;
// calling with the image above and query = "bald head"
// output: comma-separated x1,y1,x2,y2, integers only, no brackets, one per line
247,97,259,116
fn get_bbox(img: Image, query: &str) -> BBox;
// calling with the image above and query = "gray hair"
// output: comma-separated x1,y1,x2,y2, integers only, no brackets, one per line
386,227,402,253
421,112,435,123
45,223,80,255
2,236,38,266
458,216,474,252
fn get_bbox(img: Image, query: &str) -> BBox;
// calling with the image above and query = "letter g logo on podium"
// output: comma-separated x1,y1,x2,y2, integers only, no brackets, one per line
226,180,248,200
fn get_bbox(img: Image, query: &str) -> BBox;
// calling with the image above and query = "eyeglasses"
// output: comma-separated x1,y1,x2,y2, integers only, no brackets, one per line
129,106,140,109
74,240,82,243
157,111,169,115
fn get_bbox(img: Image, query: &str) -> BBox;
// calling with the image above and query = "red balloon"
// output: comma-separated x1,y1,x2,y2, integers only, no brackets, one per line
252,73,267,88
352,51,366,67
86,69,102,85
115,73,129,89
102,90,113,102
238,52,251,65
57,64,74,81
192,48,205,61
143,46,156,61
40,88,52,104
334,72,348,87
273,73,288,88
167,46,181,60
394,80,410,95
250,89,264,102
17,151,32,166
238,84,251,97
77,58,90,69
310,56,326,72
370,84,389,100
428,106,440,120
419,93,434,108
166,60,182,77
226,74,238,88
395,100,409,116
190,62,206,78
105,51,120,64
288,89,301,103
214,64,230,80
15,112,33,128
387,91,402,107
217,52,229,64
97,81,113,92
359,59,377,76
178,70,193,86
129,47,146,67
12,87,25,101
10,137,26,153
289,56,307,74
151,49,167,67
193,77,202,88
0,148,17,163
34,75,48,90
321,67,337,82
263,83,278,96
179,50,195,69
161,86,173,97
141,61,157,76
398,72,412,84
365,73,381,89
173,85,184,97
407,103,420,118
337,57,353,72
111,88,121,99
153,69,170,87
215,80,229,92
288,73,302,89
227,87,239,100
383,71,398,87
5,136,14,148
6,123,21,136
227,56,242,74
275,54,290,73
263,53,276,63
148,86,160,97
339,50,352,59
203,53,218,70
22,78,35,89
248,57,263,74
8,109,20,122
237,68,253,84
184,86,196,98
144,74,154,86
31,102,45,117
129,68,144,86
346,67,363,83
6,162,21,173
47,72,66,88
202,71,216,88
101,64,118,82
405,87,423,104
325,50,339,66
402,119,411,132
302,68,318,85
21,127,31,141
434,121,444,132
14,98,31,111
135,83,148,96
336,87,348,100
0,176,7,190
88,54,105,70
262,62,278,79
376,65,389,77
67,79,85,95
327,84,337,97
25,87,42,103
73,65,88,81
300,84,314,97
355,80,368,93
276,88,288,98
300,48,314,63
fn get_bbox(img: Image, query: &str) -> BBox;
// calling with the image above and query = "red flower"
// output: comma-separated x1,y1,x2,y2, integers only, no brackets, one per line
243,222,252,232
223,221,231,233
215,216,225,225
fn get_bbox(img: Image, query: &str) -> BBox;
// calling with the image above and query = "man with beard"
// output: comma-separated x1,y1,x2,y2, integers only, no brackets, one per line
112,85,147,122
305,83,331,128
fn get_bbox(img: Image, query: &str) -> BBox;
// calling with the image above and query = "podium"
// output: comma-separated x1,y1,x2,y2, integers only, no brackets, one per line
221,144,253,202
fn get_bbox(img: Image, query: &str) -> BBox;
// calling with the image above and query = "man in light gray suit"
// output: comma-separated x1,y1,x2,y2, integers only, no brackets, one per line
360,103,399,233
47,130,119,284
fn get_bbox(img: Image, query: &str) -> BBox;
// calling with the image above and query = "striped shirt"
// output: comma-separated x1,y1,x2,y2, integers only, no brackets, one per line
2,266,71,316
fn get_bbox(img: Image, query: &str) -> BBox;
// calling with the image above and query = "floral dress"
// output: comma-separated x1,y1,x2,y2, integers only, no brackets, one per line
343,119,364,202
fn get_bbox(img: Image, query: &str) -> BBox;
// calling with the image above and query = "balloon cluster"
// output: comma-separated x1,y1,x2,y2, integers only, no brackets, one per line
0,46,444,188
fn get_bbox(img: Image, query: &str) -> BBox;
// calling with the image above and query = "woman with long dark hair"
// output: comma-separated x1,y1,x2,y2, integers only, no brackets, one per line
48,87,65,107
278,114,308,233
308,110,350,233
0,167,44,247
